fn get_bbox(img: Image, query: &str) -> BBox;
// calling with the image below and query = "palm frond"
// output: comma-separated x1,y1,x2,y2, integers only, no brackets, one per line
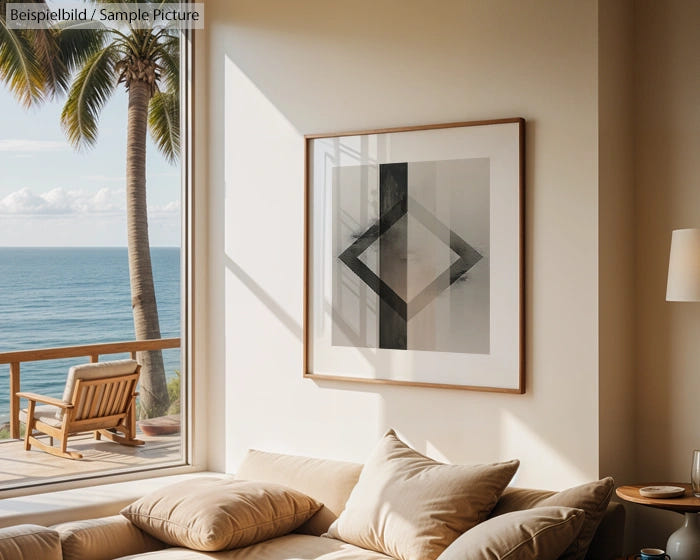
148,90,179,162
55,24,107,76
30,28,69,97
0,15,45,106
157,34,179,94
0,0,71,97
61,44,119,148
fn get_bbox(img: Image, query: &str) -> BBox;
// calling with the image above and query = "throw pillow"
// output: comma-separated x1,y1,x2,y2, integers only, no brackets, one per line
324,430,520,560
490,477,615,560
533,478,614,560
436,506,585,560
120,477,322,551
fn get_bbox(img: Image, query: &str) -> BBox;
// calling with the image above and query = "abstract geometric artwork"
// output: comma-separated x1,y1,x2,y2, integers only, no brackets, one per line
333,159,489,354
305,119,524,392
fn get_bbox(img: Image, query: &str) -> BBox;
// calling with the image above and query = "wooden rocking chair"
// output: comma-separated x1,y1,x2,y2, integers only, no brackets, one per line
17,359,144,460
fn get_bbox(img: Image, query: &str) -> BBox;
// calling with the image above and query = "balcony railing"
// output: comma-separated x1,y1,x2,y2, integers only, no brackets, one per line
0,338,181,439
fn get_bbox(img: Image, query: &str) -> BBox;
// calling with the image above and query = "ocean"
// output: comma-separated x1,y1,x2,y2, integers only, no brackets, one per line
0,247,180,422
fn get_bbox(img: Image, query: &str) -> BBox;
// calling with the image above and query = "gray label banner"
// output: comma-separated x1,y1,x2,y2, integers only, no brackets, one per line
6,3,205,29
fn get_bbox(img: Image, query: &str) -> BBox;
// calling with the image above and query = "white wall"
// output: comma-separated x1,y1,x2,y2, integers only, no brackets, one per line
199,0,602,490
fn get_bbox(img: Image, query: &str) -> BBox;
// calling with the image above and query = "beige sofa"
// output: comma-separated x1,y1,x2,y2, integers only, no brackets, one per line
0,447,624,560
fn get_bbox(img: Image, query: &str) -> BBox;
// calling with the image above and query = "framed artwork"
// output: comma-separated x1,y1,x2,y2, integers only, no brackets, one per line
304,118,524,393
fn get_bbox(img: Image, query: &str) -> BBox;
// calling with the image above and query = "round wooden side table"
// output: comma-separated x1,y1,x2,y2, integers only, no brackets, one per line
616,483,700,560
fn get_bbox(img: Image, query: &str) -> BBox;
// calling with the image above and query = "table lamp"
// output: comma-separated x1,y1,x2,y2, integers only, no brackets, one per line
666,228,700,302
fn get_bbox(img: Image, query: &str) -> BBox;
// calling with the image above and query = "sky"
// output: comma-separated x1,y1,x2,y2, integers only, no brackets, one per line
0,75,181,247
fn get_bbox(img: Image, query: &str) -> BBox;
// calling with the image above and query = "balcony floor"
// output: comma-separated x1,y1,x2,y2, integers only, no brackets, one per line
0,429,181,490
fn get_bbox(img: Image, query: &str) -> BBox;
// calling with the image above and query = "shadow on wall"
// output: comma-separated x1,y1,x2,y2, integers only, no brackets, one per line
225,254,303,342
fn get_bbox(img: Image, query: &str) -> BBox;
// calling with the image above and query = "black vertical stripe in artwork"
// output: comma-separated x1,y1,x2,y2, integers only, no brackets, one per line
379,163,408,350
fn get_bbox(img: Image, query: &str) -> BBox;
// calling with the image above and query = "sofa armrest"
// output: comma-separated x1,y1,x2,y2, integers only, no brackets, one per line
53,515,166,560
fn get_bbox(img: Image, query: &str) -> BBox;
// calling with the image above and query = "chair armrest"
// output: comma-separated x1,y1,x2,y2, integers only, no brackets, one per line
16,392,72,409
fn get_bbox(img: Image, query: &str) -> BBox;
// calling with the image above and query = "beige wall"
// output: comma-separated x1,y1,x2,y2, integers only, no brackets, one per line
633,0,700,550
195,0,700,552
598,0,636,479
199,0,602,490
597,0,637,549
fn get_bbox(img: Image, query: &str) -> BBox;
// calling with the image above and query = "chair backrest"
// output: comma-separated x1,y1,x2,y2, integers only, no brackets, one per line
56,360,140,420
70,372,140,422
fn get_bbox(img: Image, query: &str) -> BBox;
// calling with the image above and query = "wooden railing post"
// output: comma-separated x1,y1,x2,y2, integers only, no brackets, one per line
10,362,20,439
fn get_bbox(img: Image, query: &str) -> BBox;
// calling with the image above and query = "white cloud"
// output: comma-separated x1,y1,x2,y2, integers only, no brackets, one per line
0,187,122,215
0,187,180,217
0,188,55,214
0,139,68,153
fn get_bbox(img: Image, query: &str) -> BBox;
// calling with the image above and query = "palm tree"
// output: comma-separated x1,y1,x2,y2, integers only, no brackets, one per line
61,7,179,419
0,1,179,419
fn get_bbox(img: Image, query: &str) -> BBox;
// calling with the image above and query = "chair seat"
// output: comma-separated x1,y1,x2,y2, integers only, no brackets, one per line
20,405,63,428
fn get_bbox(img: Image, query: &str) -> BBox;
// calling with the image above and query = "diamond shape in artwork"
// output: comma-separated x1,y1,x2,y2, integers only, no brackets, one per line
338,194,482,321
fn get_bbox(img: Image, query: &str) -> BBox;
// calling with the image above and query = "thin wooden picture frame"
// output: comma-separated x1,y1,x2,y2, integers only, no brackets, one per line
304,118,525,393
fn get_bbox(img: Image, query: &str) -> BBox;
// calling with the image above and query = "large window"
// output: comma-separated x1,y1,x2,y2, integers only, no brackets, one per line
0,1,195,490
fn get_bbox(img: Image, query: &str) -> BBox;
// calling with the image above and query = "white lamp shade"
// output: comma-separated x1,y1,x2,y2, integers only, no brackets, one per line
666,228,700,301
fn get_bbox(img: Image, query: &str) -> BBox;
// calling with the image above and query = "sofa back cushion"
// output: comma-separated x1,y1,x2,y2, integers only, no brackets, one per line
236,449,363,536
0,524,62,560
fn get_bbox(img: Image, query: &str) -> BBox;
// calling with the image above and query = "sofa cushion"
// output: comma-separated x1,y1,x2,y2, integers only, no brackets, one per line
121,477,322,552
236,449,362,535
436,506,585,560
115,533,394,559
55,515,166,560
325,430,519,560
490,478,615,560
0,524,62,560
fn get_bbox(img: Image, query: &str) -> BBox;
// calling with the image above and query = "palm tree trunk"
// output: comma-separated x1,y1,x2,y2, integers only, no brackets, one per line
126,79,169,419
